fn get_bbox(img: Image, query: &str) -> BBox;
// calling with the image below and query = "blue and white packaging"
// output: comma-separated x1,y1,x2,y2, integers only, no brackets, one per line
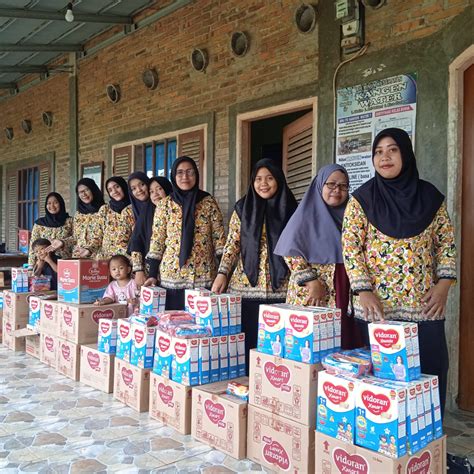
257,304,286,357
317,371,357,443
171,337,200,386
12,267,28,293
184,288,211,316
28,296,42,329
115,319,132,362
355,377,408,458
210,337,220,382
199,337,210,384
0,292,3,310
130,324,156,369
420,374,443,439
217,295,229,336
333,309,342,351
219,335,229,380
97,318,117,354
235,295,242,332
153,330,173,377
237,333,246,377
415,381,428,448
419,377,434,445
195,296,220,336
228,334,238,379
221,294,237,334
411,324,421,378
139,286,166,316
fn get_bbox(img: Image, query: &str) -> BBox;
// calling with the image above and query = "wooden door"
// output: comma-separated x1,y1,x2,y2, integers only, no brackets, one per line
459,64,474,410
282,111,314,201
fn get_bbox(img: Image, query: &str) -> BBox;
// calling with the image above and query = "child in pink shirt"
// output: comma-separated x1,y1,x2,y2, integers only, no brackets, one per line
95,255,138,315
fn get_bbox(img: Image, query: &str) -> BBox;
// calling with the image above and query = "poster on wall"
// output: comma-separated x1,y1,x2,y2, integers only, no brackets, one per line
336,73,417,191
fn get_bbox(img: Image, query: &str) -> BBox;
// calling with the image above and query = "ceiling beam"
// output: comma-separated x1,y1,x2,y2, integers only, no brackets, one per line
0,65,48,73
0,7,133,24
0,43,83,52
0,82,16,89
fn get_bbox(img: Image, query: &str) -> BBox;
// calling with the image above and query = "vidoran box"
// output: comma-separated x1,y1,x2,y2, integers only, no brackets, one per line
114,358,150,412
56,338,81,381
80,344,115,393
40,333,58,368
139,286,166,315
257,304,286,357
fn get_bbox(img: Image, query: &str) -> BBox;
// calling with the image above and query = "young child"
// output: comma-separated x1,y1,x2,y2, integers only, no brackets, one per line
31,238,58,290
95,254,138,316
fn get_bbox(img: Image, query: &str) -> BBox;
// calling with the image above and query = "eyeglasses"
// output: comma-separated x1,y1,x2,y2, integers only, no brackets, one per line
324,182,349,191
176,169,196,177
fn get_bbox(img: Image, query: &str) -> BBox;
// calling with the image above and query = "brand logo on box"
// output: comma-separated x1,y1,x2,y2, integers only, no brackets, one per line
100,320,111,334
174,342,187,358
204,399,225,425
361,390,391,416
196,300,209,314
262,437,290,471
44,304,54,320
288,314,309,332
61,344,71,361
45,336,54,352
142,288,151,303
92,309,113,324
187,294,195,310
264,361,291,389
158,336,171,353
89,266,101,277
63,309,73,326
406,451,431,474
5,293,11,307
121,367,134,387
262,310,280,327
30,299,39,311
332,448,369,474
323,382,349,405
60,263,77,290
373,328,399,348
6,321,11,333
135,329,144,344
120,324,130,338
87,351,100,369
158,383,174,405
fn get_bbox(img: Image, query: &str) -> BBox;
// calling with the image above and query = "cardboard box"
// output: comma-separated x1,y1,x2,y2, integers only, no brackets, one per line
192,378,248,459
249,349,321,427
149,373,192,434
80,344,115,393
97,318,118,354
2,319,25,351
139,286,166,315
25,334,41,359
18,229,31,254
11,267,29,293
3,290,30,323
315,431,446,474
113,358,150,412
40,333,58,368
28,295,42,329
247,404,314,473
116,318,132,361
130,324,156,369
40,299,60,336
57,259,109,304
57,338,81,381
58,302,127,344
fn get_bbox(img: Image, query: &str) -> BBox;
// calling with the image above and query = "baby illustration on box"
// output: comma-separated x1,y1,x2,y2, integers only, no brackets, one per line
300,340,312,363
271,334,282,356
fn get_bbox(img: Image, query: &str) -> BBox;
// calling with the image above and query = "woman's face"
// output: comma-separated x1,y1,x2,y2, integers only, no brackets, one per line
175,161,197,191
46,195,61,214
129,178,149,201
373,136,403,179
107,181,125,202
322,170,349,207
150,181,167,205
254,167,278,199
77,184,93,204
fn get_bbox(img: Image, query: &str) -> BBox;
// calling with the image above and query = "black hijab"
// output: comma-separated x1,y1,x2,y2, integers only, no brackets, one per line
128,176,172,257
76,178,105,215
128,172,151,220
35,192,70,228
170,156,210,268
235,158,298,291
105,176,130,214
352,128,444,239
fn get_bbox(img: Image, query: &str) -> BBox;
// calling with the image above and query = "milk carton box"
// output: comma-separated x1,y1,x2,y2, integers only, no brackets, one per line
195,296,220,336
355,377,407,458
97,318,117,354
153,330,173,377
235,295,242,332
18,229,31,254
130,323,156,369
139,286,166,316
369,321,413,381
419,376,434,444
116,319,132,362
415,382,428,448
326,311,335,354
411,324,421,378
257,304,285,357
199,337,210,384
11,267,28,293
420,374,443,439
317,371,357,443
221,294,237,334
184,288,211,316
228,334,238,379
210,336,220,382
217,295,229,335
237,332,246,376
28,296,42,329
333,309,342,351
171,337,200,386
319,312,331,358
219,335,229,380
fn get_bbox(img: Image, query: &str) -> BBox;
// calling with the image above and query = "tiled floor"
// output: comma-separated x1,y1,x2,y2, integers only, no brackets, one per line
2,346,474,473
0,346,267,473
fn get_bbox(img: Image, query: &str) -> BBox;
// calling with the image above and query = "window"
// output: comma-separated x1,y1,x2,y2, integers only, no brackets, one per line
18,167,40,230
145,138,177,178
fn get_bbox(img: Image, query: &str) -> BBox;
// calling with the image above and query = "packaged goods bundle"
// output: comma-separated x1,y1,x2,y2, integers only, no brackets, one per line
139,286,166,315
322,348,372,377
195,294,242,336
11,267,29,293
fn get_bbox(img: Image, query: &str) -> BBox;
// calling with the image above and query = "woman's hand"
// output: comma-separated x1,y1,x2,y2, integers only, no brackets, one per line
45,239,63,253
143,277,158,287
134,271,146,288
358,291,384,321
304,279,326,306
211,274,228,294
421,279,453,319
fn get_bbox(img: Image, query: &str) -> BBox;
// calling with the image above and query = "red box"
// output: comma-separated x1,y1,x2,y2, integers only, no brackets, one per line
18,229,31,254
57,259,109,304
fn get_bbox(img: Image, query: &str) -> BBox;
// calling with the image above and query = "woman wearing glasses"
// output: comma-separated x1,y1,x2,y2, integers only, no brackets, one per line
212,159,297,363
275,163,362,350
342,128,456,415
145,156,226,309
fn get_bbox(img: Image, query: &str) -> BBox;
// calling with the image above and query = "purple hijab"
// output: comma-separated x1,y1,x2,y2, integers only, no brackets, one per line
274,164,349,264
